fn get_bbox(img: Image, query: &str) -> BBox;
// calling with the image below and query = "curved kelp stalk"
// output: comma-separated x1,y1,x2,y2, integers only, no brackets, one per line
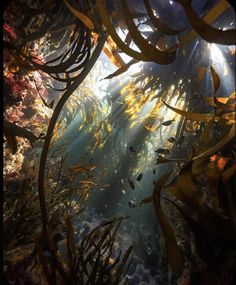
176,0,236,45
162,100,222,123
63,0,95,30
143,0,185,35
96,0,148,61
101,59,139,80
37,35,106,233
13,1,99,85
6,26,92,83
120,0,178,65
153,171,185,275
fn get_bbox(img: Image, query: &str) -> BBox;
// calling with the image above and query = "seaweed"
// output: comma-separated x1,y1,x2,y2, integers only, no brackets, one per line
176,0,236,45
3,1,236,284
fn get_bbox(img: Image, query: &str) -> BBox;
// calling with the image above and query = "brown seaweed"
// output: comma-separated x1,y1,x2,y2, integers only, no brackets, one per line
177,0,236,45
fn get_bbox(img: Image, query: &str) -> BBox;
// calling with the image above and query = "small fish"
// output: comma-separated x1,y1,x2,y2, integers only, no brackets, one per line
155,148,168,154
137,173,143,181
38,133,46,139
128,200,138,208
128,178,135,189
129,146,136,153
168,137,176,143
153,169,156,174
162,119,174,126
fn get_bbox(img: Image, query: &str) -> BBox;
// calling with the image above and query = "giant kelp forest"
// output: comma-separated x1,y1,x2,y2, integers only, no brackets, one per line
3,0,236,284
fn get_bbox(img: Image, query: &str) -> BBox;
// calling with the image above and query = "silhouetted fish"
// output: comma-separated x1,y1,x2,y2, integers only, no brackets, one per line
137,173,143,181
128,178,135,189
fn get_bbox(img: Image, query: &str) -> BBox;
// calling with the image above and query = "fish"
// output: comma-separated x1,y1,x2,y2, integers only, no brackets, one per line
128,178,135,189
128,200,138,208
162,119,174,126
168,137,176,143
136,173,143,181
129,146,136,153
155,148,170,155
155,148,166,154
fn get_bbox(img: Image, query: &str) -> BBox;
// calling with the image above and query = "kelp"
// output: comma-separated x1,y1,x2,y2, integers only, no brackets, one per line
3,1,236,284
4,136,133,283
196,66,206,92
177,0,236,45
210,66,220,95
102,36,126,68
63,0,95,30
4,165,74,252
150,127,236,282
5,212,133,284
120,0,178,65
143,0,184,35
37,35,106,229
4,1,97,85
64,217,132,285
96,0,148,61
96,0,180,68
102,59,139,80
153,171,185,275
163,100,220,122
164,152,236,281
4,120,38,154
193,123,235,160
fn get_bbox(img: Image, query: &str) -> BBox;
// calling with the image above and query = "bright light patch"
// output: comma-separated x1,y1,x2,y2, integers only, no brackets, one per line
209,43,224,64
